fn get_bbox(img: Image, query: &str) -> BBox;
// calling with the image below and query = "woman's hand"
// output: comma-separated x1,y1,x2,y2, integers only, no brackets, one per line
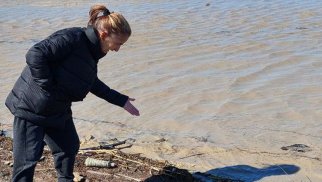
123,98,140,116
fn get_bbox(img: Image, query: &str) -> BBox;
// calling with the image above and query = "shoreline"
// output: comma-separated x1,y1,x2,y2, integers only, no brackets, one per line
1,122,321,181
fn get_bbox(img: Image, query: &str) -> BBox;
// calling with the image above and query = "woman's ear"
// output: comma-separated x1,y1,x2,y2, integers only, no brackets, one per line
99,30,109,40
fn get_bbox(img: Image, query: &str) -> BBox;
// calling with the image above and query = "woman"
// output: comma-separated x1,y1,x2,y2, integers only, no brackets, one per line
5,4,139,182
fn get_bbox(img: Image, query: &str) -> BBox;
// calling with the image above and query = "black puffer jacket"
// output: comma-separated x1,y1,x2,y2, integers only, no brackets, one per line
5,26,128,128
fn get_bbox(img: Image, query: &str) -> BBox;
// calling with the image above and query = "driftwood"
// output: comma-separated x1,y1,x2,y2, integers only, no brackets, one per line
111,152,163,172
178,153,204,159
86,170,143,182
35,168,55,172
80,140,128,150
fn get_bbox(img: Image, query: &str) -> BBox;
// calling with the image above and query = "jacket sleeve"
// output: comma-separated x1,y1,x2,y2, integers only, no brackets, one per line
90,77,129,107
25,34,75,90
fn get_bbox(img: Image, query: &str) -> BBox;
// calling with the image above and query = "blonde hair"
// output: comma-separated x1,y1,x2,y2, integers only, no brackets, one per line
88,5,131,36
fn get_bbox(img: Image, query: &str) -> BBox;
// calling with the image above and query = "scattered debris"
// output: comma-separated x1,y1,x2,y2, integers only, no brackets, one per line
0,136,188,181
38,156,45,162
0,130,6,137
3,161,13,167
193,136,208,142
87,170,143,182
0,135,235,181
81,140,129,150
155,138,167,143
85,157,116,168
179,153,204,160
84,135,95,141
73,172,85,182
281,144,312,153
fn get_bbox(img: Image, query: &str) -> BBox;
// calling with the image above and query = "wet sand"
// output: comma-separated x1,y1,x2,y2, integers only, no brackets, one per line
1,1,322,181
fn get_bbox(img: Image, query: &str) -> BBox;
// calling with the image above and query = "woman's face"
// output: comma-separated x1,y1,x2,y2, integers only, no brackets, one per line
99,32,129,54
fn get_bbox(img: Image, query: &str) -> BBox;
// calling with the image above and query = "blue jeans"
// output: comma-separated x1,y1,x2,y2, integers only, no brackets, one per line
12,117,80,182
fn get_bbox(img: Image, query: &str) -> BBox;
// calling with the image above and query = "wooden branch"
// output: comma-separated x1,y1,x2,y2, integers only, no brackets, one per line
35,168,55,171
78,149,117,155
111,153,162,172
86,170,143,182
179,153,204,159
80,140,127,150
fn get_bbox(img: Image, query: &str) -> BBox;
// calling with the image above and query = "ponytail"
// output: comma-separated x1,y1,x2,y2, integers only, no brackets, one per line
88,5,131,36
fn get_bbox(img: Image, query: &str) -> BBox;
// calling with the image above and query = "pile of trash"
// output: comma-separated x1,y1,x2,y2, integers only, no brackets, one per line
0,127,236,182
0,135,194,182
